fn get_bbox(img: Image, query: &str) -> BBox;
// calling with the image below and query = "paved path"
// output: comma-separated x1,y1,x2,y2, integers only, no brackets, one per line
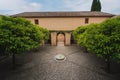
0,45,120,80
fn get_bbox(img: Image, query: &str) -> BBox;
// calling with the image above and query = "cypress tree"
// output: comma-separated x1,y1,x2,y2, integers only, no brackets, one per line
97,0,101,11
91,0,102,11
91,0,97,11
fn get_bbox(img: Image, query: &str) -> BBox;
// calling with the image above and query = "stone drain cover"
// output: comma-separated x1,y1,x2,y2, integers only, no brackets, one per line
55,54,66,61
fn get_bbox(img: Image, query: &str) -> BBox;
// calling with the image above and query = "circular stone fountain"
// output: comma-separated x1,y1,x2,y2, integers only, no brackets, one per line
55,54,66,61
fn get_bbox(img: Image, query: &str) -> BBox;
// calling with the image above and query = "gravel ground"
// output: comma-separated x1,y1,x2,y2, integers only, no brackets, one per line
0,44,120,80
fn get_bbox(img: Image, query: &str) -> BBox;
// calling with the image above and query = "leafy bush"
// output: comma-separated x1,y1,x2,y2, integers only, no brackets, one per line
73,17,120,72
39,27,49,40
0,16,49,66
73,25,88,45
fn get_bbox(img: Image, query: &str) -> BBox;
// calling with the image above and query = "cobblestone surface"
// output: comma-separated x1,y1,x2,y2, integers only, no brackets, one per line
0,44,120,80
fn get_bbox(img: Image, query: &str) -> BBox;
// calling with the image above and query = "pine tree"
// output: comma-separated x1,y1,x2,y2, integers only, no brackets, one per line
91,0,102,11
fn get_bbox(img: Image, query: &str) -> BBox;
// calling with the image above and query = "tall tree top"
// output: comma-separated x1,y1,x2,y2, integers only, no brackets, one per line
91,0,102,11
97,0,102,11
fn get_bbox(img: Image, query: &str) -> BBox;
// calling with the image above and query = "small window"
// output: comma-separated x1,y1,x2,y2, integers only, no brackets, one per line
85,18,89,24
34,19,39,24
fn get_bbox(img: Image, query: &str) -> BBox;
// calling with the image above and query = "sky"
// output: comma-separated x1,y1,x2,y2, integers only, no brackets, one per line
0,0,120,15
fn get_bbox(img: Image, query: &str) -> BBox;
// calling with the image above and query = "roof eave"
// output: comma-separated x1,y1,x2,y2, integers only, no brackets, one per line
12,15,115,18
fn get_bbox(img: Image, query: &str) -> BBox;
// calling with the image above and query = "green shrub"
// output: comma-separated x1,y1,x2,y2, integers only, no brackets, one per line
73,17,120,72
73,25,88,45
0,16,49,66
39,27,49,40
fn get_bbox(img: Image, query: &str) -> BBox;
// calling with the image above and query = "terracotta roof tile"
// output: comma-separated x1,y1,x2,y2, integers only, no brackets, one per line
112,15,120,18
12,11,115,18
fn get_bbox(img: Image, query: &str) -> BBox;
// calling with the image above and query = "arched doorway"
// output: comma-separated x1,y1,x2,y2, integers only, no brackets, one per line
50,31,72,46
57,32,65,46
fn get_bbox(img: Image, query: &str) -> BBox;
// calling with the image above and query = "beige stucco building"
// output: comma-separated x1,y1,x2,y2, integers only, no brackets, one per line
13,11,114,46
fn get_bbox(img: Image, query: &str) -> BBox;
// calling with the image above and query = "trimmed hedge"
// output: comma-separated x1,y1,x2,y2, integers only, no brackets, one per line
73,17,120,72
0,16,49,56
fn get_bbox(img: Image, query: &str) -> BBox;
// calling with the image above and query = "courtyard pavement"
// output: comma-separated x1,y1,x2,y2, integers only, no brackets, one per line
0,43,120,80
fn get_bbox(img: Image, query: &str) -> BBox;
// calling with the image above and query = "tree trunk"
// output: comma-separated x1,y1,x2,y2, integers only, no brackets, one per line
12,53,16,68
106,57,111,73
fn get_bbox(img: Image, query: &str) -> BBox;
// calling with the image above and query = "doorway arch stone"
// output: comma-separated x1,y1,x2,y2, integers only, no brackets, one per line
50,31,72,46
57,32,65,46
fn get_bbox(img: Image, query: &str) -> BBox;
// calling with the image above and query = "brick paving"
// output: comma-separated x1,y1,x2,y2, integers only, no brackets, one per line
0,44,120,80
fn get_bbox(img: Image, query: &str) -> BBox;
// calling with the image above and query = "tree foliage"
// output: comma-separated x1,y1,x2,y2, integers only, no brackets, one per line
91,0,102,11
0,16,49,66
73,17,120,72
39,27,49,40
97,0,101,11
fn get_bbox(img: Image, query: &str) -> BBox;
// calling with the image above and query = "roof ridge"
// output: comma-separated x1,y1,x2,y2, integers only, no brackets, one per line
12,11,115,18
19,11,110,13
